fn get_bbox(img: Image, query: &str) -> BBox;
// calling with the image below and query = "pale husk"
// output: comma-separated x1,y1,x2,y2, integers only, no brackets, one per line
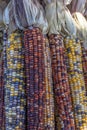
45,0,61,35
56,2,77,37
73,12,87,48
22,0,48,34
3,0,17,34
57,0,72,5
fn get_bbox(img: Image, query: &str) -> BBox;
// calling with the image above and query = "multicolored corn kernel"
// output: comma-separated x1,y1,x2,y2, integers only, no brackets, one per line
5,31,26,130
64,37,87,130
24,28,45,130
43,36,55,129
81,42,87,96
49,34,75,130
0,31,4,130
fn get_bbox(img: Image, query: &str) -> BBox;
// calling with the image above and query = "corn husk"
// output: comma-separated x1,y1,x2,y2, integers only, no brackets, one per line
12,0,28,30
44,0,61,35
0,1,7,29
70,0,86,14
22,0,48,34
56,2,77,37
72,12,87,48
57,0,72,5
84,1,87,18
3,1,17,35
0,8,4,28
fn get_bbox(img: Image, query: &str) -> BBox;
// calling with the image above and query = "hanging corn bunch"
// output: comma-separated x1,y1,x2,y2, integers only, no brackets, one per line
64,37,87,130
43,36,55,129
5,31,26,130
49,34,75,130
81,42,87,96
24,27,45,130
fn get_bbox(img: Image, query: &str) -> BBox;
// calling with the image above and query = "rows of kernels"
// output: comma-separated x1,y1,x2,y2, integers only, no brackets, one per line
5,31,26,130
49,34,75,130
24,28,45,130
3,30,8,130
0,31,4,130
43,36,49,128
64,37,87,130
81,43,87,95
43,36,55,129
54,99,61,130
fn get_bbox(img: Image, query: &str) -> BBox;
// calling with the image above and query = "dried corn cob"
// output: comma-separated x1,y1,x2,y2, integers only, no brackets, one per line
43,36,55,129
81,43,87,96
49,34,75,130
0,31,4,130
64,37,87,130
5,31,26,130
3,30,8,130
24,28,45,130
